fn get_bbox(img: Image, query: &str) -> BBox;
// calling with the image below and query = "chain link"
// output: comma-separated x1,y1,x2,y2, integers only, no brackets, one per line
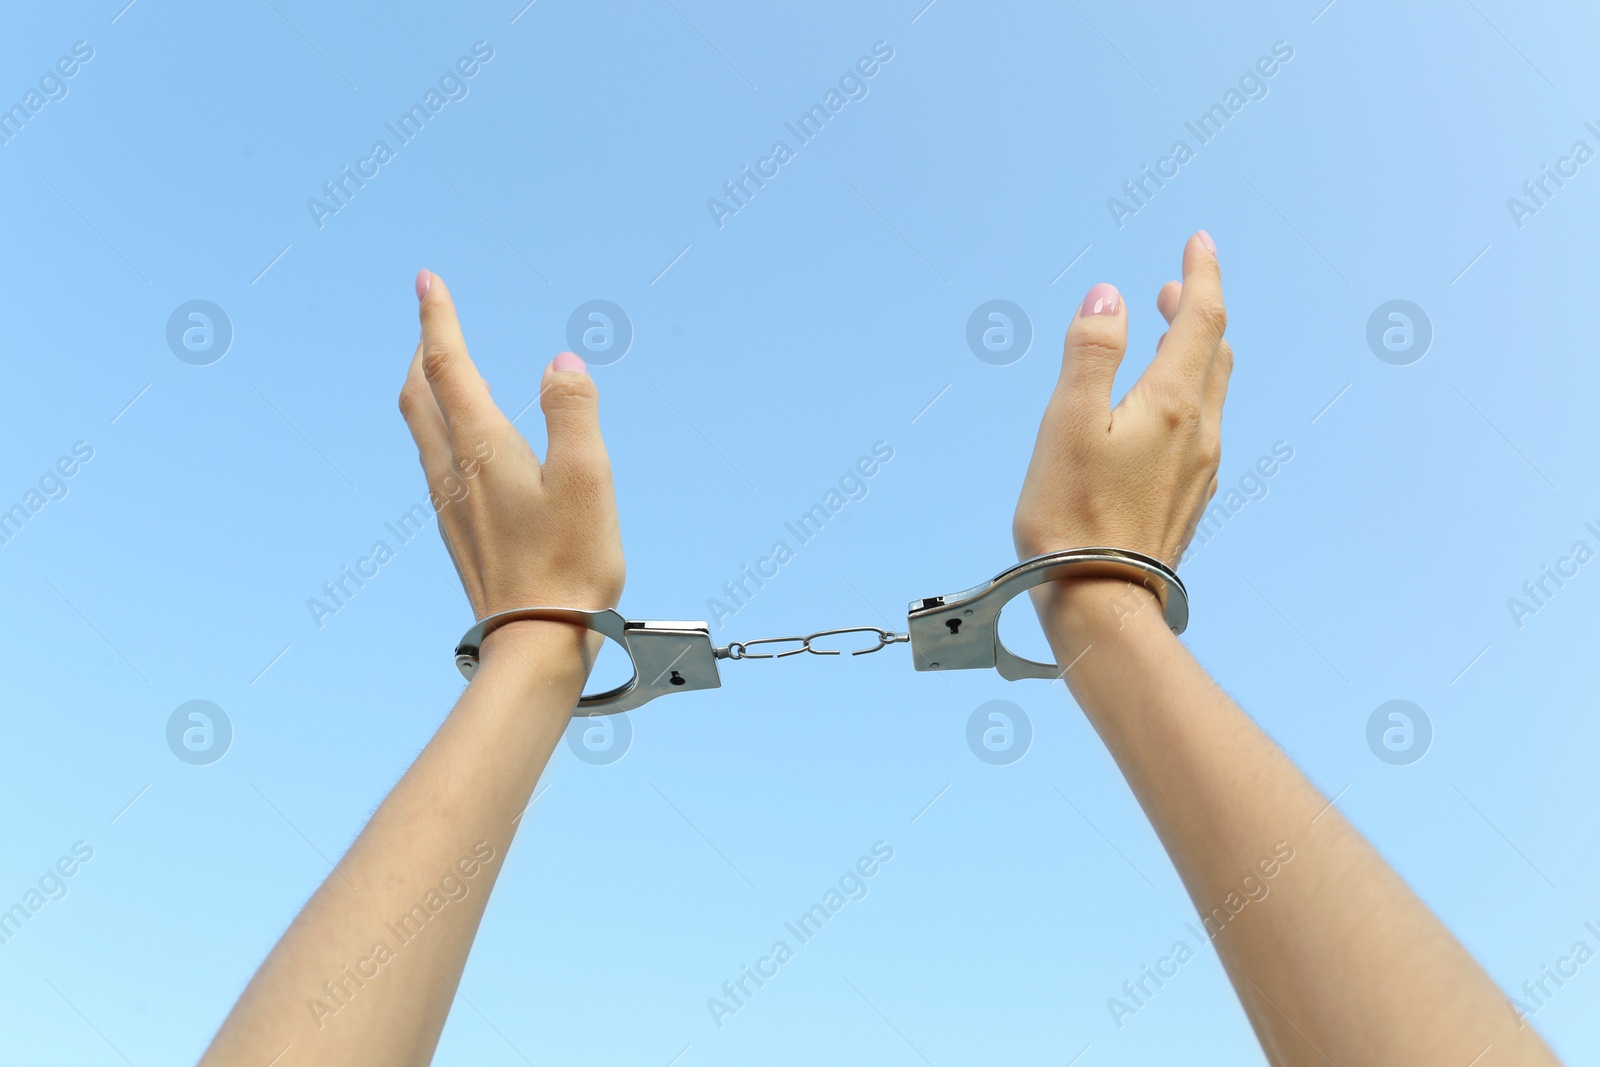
716,625,909,661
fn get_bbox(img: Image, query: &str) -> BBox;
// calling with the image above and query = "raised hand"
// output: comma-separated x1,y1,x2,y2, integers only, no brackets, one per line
1014,232,1229,581
399,270,624,622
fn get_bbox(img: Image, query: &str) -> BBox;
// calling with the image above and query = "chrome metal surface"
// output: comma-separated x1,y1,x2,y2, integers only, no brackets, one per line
716,625,910,660
905,548,1187,680
454,608,720,715
452,548,1187,711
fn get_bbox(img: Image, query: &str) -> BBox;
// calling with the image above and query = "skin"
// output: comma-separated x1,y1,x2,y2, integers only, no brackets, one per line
202,241,1559,1066
199,272,623,1066
1016,233,1560,1065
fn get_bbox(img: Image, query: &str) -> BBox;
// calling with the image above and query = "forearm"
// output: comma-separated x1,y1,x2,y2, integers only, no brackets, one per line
201,622,587,1066
1041,579,1558,1066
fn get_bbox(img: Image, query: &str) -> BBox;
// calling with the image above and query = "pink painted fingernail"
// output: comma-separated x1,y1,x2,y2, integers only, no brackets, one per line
1079,283,1120,317
1197,230,1217,255
415,270,431,301
552,351,588,375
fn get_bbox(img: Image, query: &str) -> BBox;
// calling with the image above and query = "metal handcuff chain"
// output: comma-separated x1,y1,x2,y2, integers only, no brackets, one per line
453,547,1187,715
718,626,910,661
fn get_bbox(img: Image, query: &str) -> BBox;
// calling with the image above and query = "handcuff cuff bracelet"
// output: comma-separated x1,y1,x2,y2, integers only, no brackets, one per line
454,547,1187,715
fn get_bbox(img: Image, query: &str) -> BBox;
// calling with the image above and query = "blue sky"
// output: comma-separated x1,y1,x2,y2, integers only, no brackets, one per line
2,1,1598,1063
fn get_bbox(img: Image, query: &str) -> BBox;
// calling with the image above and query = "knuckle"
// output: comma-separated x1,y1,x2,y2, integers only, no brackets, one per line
1158,393,1203,432
1068,329,1126,365
1192,297,1228,335
542,374,598,411
420,341,455,382
398,381,436,423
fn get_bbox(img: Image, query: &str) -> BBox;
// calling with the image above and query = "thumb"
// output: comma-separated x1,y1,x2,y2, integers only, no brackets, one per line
1059,282,1128,415
539,352,606,475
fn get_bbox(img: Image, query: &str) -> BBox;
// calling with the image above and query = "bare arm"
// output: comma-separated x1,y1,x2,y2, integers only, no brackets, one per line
200,273,622,1066
1015,234,1559,1066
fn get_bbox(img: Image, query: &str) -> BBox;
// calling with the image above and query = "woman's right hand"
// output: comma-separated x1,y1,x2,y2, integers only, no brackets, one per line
1012,233,1232,627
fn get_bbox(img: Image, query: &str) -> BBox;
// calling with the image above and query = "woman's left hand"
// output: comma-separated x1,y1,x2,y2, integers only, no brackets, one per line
398,271,625,624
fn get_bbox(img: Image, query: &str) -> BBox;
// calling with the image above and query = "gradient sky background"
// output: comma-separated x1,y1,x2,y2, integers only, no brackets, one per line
2,1,1598,1064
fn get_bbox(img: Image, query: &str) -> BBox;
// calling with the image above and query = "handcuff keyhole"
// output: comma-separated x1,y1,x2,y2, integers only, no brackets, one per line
945,618,962,635
669,670,686,686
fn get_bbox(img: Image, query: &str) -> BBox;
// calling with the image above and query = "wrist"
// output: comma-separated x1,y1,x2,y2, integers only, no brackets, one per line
1031,577,1166,665
473,619,595,698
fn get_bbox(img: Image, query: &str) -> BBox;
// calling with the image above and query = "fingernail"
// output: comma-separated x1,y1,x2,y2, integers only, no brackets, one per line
415,270,431,301
552,351,588,376
1197,230,1217,256
1079,283,1121,318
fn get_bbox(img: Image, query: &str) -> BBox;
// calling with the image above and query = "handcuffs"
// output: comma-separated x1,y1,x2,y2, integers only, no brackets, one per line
454,548,1188,715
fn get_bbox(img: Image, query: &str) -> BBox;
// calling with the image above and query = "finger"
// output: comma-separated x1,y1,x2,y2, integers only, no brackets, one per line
539,352,608,477
1156,281,1181,324
416,271,500,436
1154,283,1181,354
1148,232,1225,384
1157,278,1232,429
1202,339,1234,429
399,342,454,482
1058,282,1128,414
